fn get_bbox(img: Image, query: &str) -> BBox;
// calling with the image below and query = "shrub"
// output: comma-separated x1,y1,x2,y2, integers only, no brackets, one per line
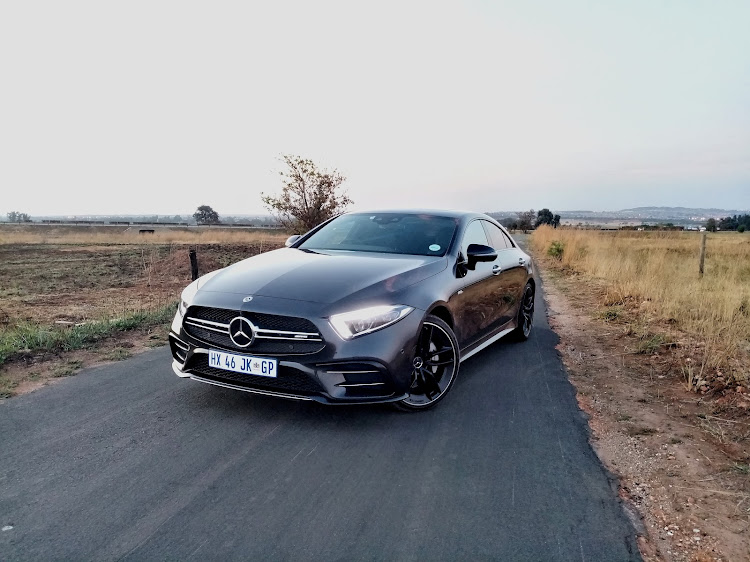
738,225,746,233
597,306,624,322
547,241,565,260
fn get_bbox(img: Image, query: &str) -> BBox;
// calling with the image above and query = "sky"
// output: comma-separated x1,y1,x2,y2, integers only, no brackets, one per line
1,0,748,217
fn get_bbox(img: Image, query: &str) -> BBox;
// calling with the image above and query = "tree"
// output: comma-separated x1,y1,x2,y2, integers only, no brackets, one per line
261,155,351,232
7,211,31,223
535,208,554,227
705,218,717,232
193,205,220,225
553,214,561,228
517,209,535,232
717,214,750,231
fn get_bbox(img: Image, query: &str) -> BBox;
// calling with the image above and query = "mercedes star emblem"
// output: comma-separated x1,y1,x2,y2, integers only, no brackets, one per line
228,316,254,348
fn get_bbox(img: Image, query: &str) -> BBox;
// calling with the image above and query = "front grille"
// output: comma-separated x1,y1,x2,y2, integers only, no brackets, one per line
186,326,325,355
250,313,319,333
189,306,319,333
189,306,238,325
189,355,322,394
183,306,325,355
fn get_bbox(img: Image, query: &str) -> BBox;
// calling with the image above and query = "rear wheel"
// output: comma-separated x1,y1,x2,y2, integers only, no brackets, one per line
394,315,459,412
512,283,535,341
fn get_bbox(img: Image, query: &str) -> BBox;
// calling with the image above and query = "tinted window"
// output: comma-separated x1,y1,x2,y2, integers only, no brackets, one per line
299,213,458,256
483,221,512,250
460,220,489,257
501,229,514,248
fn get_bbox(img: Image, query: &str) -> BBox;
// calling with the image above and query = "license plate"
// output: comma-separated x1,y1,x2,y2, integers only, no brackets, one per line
208,349,277,378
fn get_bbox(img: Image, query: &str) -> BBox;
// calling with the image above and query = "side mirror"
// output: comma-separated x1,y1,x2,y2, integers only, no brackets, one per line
466,244,497,269
285,235,302,247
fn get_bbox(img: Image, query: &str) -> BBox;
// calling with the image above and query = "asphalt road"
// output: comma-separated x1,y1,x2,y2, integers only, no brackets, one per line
0,278,641,561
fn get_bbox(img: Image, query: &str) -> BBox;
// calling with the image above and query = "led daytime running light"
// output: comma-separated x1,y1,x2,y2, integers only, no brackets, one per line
330,305,413,340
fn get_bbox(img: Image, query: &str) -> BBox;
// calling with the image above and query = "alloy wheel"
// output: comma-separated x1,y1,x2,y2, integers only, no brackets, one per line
520,284,534,338
400,319,459,408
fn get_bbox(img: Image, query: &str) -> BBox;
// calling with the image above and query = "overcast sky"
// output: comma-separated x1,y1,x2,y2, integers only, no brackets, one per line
1,0,748,217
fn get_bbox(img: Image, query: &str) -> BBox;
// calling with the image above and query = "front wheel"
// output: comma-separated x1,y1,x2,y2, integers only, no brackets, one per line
394,315,460,412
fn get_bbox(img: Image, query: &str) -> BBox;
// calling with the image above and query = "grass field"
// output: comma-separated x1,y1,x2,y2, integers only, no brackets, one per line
0,223,287,246
531,226,750,389
0,225,287,396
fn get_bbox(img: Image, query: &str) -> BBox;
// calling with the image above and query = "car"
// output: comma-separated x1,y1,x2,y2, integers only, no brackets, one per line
168,210,535,411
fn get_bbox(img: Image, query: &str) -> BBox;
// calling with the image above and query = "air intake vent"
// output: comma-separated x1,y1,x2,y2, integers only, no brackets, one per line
189,355,322,394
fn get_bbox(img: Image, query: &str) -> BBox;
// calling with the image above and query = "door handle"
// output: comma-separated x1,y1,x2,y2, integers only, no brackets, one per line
518,258,525,265
492,264,502,275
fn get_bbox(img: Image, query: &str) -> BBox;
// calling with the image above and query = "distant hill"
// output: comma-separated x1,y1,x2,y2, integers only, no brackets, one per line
488,206,748,227
616,206,747,217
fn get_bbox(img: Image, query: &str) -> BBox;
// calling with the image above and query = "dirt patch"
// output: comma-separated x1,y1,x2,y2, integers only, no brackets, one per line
540,268,750,561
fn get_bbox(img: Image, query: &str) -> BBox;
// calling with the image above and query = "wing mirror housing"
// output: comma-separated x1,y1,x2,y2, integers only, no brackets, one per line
285,235,302,247
466,244,497,269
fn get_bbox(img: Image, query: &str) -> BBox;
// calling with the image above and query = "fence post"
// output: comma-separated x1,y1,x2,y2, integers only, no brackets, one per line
699,232,707,277
189,248,199,281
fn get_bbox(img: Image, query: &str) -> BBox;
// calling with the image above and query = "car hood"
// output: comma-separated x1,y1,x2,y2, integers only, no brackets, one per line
197,248,447,305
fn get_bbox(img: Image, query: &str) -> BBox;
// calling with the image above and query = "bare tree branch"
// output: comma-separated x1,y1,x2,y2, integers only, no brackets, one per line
262,155,351,232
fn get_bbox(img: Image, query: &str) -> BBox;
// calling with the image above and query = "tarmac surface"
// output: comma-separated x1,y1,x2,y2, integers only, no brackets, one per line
0,273,641,561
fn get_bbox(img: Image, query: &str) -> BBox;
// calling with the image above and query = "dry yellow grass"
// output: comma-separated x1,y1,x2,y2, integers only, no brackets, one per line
531,226,750,383
0,224,289,246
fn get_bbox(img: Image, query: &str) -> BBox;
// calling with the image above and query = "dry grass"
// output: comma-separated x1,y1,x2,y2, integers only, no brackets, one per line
531,226,750,387
0,224,289,246
0,229,285,396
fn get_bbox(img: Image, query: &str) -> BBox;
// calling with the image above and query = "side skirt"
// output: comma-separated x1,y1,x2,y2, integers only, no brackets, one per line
460,326,515,363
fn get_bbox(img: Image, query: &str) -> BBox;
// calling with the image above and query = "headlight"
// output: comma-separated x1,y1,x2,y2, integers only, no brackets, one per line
174,269,223,329
329,305,414,340
179,281,199,314
172,281,198,333
179,269,222,310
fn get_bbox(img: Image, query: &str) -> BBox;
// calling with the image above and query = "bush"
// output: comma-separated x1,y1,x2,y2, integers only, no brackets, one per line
547,241,565,260
738,225,746,233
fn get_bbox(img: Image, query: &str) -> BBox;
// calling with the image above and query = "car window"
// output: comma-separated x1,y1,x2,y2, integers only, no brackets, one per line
502,230,515,248
483,221,512,250
298,213,458,256
460,220,489,257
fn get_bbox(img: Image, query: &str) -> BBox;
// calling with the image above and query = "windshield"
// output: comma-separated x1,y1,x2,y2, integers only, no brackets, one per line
298,213,458,256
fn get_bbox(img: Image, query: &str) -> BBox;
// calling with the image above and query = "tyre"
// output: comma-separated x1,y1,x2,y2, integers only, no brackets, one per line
512,282,535,341
394,315,460,412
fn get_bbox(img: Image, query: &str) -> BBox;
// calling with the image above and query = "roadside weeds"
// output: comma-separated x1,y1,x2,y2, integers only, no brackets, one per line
0,302,176,369
0,324,171,399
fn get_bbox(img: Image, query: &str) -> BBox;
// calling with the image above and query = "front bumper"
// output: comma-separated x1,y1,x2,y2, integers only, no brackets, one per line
168,307,424,405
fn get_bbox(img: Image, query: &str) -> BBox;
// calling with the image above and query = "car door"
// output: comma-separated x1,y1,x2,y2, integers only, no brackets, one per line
483,221,529,326
449,220,504,349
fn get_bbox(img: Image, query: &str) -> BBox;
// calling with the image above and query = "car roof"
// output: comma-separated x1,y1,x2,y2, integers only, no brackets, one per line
344,209,490,220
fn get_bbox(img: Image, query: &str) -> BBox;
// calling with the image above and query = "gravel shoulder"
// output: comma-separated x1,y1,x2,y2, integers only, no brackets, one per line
539,266,750,562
